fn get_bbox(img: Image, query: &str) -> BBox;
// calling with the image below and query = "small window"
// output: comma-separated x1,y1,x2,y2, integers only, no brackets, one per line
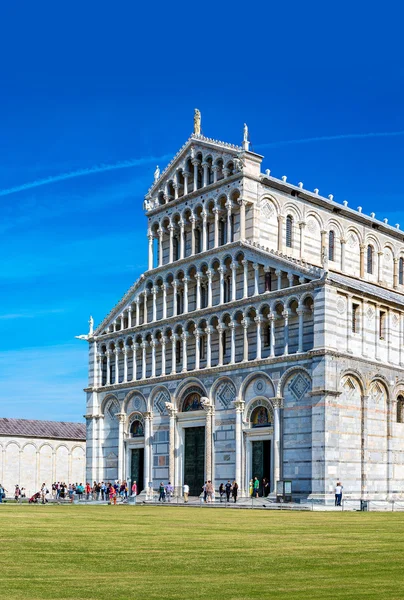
176,339,181,364
264,324,271,347
397,395,404,423
265,271,272,292
201,285,207,309
367,245,374,274
206,222,211,250
173,237,179,261
199,335,206,359
195,229,201,253
222,330,227,355
352,303,359,333
224,276,231,302
286,215,293,248
379,310,386,340
230,214,235,242
399,258,404,285
329,230,335,261
219,219,226,246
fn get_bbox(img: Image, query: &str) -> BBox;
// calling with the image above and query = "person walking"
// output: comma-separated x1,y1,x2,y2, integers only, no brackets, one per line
335,482,343,506
249,479,253,497
219,483,225,503
0,483,6,503
165,481,174,502
158,482,166,502
206,480,214,503
263,477,270,497
225,480,232,503
131,481,137,496
40,483,48,504
232,481,238,503
183,483,189,503
253,477,260,498
202,481,207,503
14,485,21,503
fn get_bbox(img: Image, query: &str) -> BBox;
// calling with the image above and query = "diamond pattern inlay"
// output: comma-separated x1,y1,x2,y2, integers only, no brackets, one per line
288,374,311,401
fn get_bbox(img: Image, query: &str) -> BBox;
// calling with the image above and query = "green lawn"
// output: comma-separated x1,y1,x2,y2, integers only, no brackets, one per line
1,505,404,600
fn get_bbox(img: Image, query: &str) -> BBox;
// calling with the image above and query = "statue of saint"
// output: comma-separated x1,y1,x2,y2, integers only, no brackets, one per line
243,123,249,142
89,315,94,335
194,108,201,135
154,165,160,182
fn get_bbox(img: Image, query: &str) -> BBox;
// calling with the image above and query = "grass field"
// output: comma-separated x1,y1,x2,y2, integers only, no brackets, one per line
1,505,404,600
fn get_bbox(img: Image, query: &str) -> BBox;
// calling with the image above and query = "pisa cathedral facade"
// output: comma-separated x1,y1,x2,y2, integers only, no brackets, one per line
84,118,404,502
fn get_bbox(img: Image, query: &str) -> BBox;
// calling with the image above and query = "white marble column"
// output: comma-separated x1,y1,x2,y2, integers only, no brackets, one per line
168,224,174,264
143,290,148,325
192,159,199,191
202,398,214,482
165,403,176,488
255,316,262,360
276,269,282,290
106,350,111,385
151,340,156,378
202,161,209,187
229,321,236,364
196,272,202,310
117,412,126,482
158,229,164,267
242,260,248,298
213,207,219,247
207,270,213,307
128,308,132,329
190,216,196,255
162,283,167,319
135,298,140,326
297,308,304,352
172,280,178,317
226,201,232,243
202,210,208,251
242,318,249,361
179,220,185,259
181,332,188,372
253,263,259,295
206,327,212,368
141,342,147,379
238,199,246,240
171,335,177,374
123,347,128,383
194,329,201,370
234,399,244,488
231,262,237,301
212,165,218,184
269,314,275,357
283,310,289,355
148,232,153,270
160,337,166,376
132,344,137,381
183,277,189,313
183,171,189,196
219,267,225,304
114,348,120,384
272,397,283,491
152,287,157,322
217,324,224,366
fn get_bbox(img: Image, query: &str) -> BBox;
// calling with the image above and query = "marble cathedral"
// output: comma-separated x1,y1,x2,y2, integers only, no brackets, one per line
84,112,404,502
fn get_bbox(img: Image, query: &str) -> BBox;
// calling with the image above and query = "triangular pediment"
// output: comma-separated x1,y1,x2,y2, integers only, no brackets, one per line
145,133,243,202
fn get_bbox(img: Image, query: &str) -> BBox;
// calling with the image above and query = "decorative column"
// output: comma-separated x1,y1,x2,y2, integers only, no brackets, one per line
299,221,305,259
128,308,132,329
202,161,209,187
202,398,214,483
394,258,399,289
144,412,152,497
152,287,158,322
173,180,179,200
192,159,199,191
168,224,174,264
242,318,249,361
123,347,128,383
143,290,148,325
217,324,224,366
242,260,248,298
254,316,262,360
190,216,196,255
132,344,137,381
158,229,164,267
226,201,232,243
202,210,208,251
231,262,237,301
272,397,283,491
219,267,225,304
183,171,189,196
161,337,166,376
320,229,327,266
120,314,124,330
196,272,202,310
340,238,346,272
378,251,383,283
114,347,120,384
141,341,147,379
206,327,212,368
106,350,111,385
194,329,201,370
375,304,380,361
179,220,185,259
135,297,140,326
213,207,219,247
172,280,178,317
148,231,153,270
117,412,126,482
233,399,244,489
269,313,275,357
283,310,289,355
183,277,189,313
181,332,188,372
360,244,365,278
238,199,246,240
207,270,213,307
212,165,219,184
171,335,177,374
151,340,156,378
165,402,176,489
229,321,236,364
297,308,305,353
287,272,294,288
162,284,167,319
253,263,259,296
277,215,284,252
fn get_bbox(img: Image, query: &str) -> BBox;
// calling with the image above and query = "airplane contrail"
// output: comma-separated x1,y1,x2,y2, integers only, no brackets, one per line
0,154,172,198
256,130,404,149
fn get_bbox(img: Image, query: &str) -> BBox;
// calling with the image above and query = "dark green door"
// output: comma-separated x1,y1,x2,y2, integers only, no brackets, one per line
131,448,144,494
184,426,205,496
252,440,271,496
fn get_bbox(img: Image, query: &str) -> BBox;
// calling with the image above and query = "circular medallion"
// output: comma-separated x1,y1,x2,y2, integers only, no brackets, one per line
336,297,346,314
254,379,266,395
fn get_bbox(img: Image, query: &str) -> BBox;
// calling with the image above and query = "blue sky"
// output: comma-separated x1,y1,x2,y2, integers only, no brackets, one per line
0,1,403,421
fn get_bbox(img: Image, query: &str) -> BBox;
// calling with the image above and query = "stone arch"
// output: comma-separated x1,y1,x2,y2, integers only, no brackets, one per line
278,366,312,398
150,385,171,416
259,193,281,215
21,441,37,451
282,202,302,221
101,394,120,416
244,396,274,424
123,390,147,414
339,369,366,396
5,439,21,450
175,378,207,412
127,411,145,436
211,376,237,410
326,218,343,237
367,378,389,406
240,372,275,403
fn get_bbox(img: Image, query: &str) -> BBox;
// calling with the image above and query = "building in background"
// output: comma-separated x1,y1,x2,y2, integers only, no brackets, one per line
83,112,404,502
0,418,86,497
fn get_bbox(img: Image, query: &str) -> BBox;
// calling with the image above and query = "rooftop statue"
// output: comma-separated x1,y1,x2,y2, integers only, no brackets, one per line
154,165,160,182
194,108,201,135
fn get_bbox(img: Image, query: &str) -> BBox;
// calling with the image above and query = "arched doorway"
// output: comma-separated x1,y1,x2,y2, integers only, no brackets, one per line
244,399,274,497
127,414,145,494
179,387,205,496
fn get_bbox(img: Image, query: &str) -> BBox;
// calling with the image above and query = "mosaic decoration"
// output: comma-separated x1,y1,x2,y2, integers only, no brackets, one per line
261,201,273,220
154,390,170,415
251,406,271,428
126,395,146,414
336,297,346,314
366,306,375,321
106,400,118,420
130,420,144,437
215,381,236,410
246,398,273,423
253,378,266,395
182,387,204,412
288,373,311,401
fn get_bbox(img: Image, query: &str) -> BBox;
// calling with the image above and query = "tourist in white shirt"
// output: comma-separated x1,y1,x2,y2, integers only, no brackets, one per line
335,482,343,506
183,483,189,503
